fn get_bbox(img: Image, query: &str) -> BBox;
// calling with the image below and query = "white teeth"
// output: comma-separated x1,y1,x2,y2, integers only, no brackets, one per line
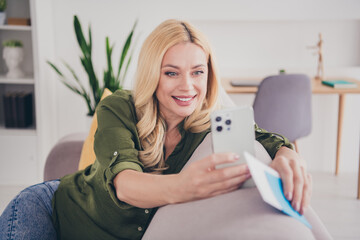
174,96,193,102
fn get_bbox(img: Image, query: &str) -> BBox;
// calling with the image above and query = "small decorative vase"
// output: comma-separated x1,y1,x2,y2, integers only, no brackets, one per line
3,46,25,78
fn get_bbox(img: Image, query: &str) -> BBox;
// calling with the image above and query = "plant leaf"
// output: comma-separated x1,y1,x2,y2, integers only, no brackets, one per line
47,61,64,77
74,16,89,58
47,59,94,115
80,57,100,105
120,54,132,87
59,79,82,96
106,37,114,87
48,16,137,116
117,20,137,81
89,26,92,54
63,61,89,98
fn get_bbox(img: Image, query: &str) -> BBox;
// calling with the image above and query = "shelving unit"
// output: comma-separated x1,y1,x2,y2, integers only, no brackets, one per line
0,0,35,128
0,0,39,185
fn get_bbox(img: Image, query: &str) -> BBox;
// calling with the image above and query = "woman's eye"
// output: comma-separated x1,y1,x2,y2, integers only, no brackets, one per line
193,70,204,76
165,72,177,77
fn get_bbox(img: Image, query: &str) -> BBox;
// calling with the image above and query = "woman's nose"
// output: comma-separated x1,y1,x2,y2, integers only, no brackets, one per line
179,74,194,91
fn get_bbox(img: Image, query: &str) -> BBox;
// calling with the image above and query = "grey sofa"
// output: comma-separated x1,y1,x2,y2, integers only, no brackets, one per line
44,132,332,239
44,133,87,181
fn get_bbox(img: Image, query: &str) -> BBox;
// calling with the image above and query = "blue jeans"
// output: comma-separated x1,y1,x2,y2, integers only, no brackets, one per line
0,180,60,240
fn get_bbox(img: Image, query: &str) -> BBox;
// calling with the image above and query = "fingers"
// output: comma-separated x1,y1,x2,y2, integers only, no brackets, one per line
274,157,294,201
205,164,250,184
272,154,309,214
195,153,239,172
300,173,312,215
207,173,252,197
290,160,304,212
181,154,250,201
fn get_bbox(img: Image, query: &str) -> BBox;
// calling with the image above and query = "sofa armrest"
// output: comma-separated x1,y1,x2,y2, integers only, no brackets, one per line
143,134,332,240
43,133,86,181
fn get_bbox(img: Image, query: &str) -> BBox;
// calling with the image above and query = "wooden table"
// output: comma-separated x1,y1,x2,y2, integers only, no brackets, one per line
223,77,360,199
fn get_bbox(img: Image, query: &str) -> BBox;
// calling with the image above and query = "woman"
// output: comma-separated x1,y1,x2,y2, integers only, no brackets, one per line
0,19,311,239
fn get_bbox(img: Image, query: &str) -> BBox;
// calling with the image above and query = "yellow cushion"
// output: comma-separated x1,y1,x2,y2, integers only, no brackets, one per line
78,88,113,170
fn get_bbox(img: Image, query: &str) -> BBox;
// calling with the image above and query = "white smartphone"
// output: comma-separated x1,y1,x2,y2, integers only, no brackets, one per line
211,106,256,187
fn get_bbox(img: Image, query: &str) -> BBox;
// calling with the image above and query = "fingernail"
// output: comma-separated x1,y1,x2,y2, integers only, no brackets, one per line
295,203,300,212
286,192,292,201
233,154,240,161
246,173,252,178
301,207,307,215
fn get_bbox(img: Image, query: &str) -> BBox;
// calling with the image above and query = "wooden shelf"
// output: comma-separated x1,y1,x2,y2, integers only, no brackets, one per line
0,25,31,31
0,125,36,136
0,76,35,85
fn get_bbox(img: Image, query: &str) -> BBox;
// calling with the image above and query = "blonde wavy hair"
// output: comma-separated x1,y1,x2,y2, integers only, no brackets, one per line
134,19,219,173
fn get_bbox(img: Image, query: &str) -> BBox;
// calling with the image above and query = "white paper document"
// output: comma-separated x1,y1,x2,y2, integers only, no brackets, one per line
244,151,311,228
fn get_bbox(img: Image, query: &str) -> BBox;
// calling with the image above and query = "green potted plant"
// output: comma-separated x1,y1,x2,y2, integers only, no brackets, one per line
48,15,137,116
2,39,25,78
0,0,6,25
2,39,22,47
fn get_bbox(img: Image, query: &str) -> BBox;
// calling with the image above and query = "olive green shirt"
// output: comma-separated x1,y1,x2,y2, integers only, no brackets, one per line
52,90,292,240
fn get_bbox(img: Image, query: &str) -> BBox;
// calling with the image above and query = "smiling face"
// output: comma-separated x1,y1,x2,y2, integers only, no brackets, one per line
156,42,208,126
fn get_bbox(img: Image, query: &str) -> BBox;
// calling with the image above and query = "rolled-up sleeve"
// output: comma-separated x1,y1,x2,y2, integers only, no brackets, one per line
93,94,144,205
254,124,294,159
94,127,143,176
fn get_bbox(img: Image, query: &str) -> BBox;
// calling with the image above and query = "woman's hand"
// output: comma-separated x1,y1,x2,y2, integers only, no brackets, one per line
171,153,251,204
270,147,312,215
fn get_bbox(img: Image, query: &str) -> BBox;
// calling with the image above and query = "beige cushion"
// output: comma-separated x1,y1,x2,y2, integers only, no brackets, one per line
78,89,113,170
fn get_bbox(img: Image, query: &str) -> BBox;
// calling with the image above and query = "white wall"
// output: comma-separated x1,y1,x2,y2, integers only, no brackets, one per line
35,0,360,177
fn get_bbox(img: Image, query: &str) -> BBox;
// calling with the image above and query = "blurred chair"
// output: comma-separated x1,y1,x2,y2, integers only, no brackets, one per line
253,74,312,152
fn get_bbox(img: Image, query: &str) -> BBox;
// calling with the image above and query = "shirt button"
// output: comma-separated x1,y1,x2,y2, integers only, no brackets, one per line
113,151,118,156
138,226,143,231
145,209,149,214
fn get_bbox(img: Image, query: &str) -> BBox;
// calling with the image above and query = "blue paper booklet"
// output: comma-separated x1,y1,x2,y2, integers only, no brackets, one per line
244,152,312,228
321,80,357,88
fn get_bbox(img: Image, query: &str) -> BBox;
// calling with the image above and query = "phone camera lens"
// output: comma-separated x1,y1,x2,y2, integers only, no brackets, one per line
225,119,231,125
216,126,223,132
215,116,222,122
